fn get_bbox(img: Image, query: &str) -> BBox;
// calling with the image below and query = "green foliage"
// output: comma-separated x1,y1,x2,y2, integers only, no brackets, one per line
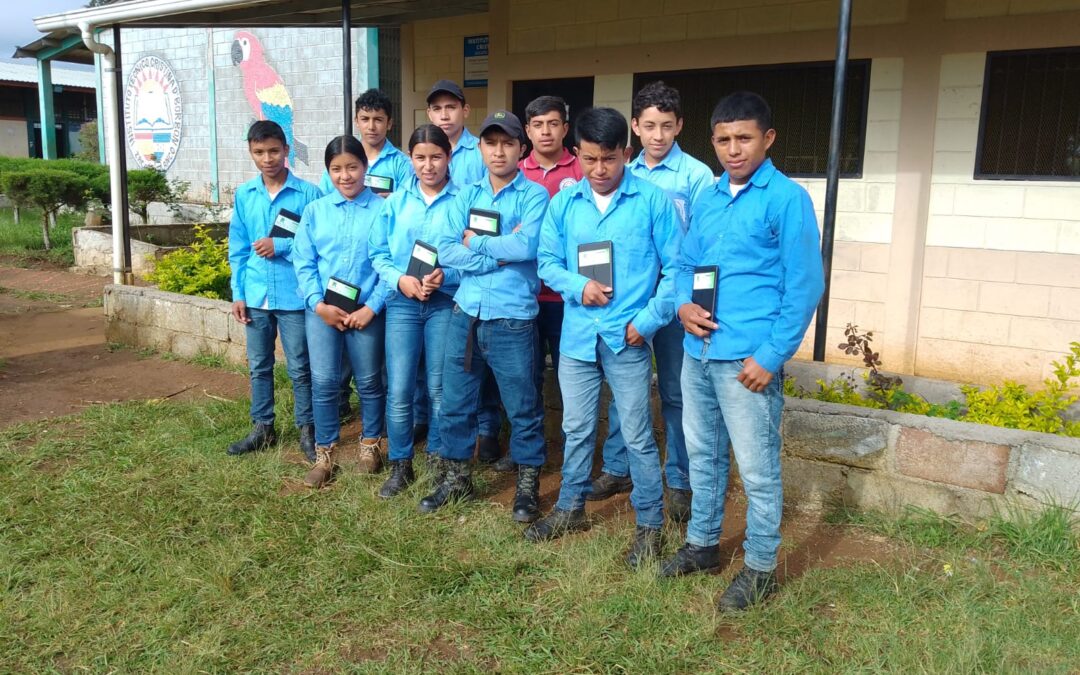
147,224,231,300
0,169,90,250
127,169,172,222
75,120,100,162
960,342,1080,436
790,325,1078,436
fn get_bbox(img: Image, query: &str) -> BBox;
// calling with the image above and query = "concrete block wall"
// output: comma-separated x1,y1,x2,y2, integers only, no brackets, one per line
410,14,490,134
782,398,1080,519
506,0,909,55
115,27,373,199
919,53,1080,386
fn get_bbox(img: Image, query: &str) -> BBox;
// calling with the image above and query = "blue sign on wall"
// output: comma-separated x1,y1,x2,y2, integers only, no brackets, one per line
464,35,489,88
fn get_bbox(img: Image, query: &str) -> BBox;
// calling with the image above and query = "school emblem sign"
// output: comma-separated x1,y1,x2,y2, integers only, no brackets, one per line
124,56,183,171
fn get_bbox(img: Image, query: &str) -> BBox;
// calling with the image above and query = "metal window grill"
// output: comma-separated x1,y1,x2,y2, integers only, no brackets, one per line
378,25,402,148
632,60,870,178
976,47,1080,180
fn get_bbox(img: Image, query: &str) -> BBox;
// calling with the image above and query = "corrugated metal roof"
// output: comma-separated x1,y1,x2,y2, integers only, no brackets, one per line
0,59,95,89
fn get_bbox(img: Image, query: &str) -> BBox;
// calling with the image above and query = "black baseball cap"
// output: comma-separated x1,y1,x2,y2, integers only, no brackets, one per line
479,110,524,142
426,79,466,104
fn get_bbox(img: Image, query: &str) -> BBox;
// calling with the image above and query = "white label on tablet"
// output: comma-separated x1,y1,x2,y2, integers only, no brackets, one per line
273,213,298,234
468,212,499,233
412,244,437,266
578,247,611,267
693,271,716,290
327,278,358,300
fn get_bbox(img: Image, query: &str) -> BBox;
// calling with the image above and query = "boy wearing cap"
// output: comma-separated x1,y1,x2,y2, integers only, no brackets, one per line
593,81,716,521
425,111,549,522
427,79,504,462
529,107,680,568
662,92,823,611
318,88,412,198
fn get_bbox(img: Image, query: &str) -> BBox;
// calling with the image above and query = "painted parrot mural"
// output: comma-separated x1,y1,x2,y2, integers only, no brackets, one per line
231,30,309,167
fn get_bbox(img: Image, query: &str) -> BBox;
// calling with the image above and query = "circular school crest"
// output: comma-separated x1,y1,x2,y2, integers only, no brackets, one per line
123,56,183,171
558,177,578,191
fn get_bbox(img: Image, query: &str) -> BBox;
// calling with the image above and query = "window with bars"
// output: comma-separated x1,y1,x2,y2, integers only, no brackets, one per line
976,47,1080,180
632,60,871,179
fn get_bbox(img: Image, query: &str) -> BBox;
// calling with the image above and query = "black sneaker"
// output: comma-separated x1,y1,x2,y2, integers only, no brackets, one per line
524,508,588,542
659,542,721,578
667,488,692,524
718,566,779,612
378,459,415,499
226,422,276,456
586,472,632,501
625,526,662,569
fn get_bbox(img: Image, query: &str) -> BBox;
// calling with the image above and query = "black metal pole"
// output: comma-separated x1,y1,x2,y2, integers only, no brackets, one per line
112,24,133,281
813,0,852,361
342,0,352,135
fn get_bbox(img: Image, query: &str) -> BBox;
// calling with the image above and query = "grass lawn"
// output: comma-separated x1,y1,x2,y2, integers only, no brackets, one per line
1,376,1078,672
0,206,84,267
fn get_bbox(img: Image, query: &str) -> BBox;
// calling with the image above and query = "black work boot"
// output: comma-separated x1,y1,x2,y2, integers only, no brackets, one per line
512,465,542,523
227,422,276,456
667,488,693,524
586,472,633,501
476,435,502,464
418,458,474,513
660,542,721,578
491,454,517,472
379,459,415,499
626,526,663,569
718,566,779,612
299,424,316,463
524,508,588,542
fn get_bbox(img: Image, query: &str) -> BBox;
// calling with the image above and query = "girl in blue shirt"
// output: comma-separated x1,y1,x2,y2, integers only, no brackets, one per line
293,135,388,489
368,124,461,499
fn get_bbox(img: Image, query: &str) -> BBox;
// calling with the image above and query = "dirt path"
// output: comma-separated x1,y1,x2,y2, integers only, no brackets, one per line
0,263,246,428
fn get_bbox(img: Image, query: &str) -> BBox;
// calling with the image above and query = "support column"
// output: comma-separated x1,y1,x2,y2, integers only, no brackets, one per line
94,52,106,163
365,27,379,89
36,59,56,159
342,0,352,135
207,28,220,203
112,25,133,283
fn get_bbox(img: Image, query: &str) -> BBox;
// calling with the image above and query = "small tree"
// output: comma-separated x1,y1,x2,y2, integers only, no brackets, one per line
0,170,89,250
127,169,173,224
75,121,100,162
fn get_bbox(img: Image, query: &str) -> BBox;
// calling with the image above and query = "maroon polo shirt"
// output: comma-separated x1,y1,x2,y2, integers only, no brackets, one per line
520,148,583,303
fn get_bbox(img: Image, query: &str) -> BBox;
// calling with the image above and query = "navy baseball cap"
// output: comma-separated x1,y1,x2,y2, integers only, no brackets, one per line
479,110,524,142
426,79,466,104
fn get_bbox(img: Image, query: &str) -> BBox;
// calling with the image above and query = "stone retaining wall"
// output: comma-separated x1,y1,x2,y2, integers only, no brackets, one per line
104,284,1080,520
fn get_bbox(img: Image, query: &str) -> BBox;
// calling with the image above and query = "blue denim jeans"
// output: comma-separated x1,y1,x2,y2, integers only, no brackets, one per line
682,355,784,573
439,306,545,467
536,300,563,394
600,318,689,490
245,308,312,427
416,340,502,436
306,310,385,446
385,292,453,461
556,338,664,528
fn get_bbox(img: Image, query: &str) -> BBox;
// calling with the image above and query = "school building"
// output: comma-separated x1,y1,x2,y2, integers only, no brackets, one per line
28,0,1080,387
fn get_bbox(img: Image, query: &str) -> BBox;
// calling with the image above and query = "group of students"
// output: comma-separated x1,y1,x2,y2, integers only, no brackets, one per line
225,78,824,612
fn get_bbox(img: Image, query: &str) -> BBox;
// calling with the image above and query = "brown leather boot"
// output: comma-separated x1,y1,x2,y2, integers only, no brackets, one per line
357,437,384,474
304,443,336,488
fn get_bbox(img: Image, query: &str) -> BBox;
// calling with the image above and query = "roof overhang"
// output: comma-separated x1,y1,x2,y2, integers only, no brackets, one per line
13,30,96,65
34,0,488,32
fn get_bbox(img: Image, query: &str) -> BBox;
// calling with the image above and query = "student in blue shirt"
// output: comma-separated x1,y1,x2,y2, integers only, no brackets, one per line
368,124,461,499
425,79,502,457
593,82,716,522
529,108,681,568
317,89,413,198
292,136,388,489
661,92,824,611
424,111,549,521
226,121,322,461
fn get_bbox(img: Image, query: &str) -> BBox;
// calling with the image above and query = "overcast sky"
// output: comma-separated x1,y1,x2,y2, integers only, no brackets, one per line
2,0,87,57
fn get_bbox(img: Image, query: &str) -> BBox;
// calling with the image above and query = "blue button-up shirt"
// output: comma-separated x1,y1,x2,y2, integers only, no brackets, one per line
627,142,715,232
368,176,462,300
677,158,824,373
449,128,485,187
317,140,413,196
538,172,681,363
293,187,387,314
228,170,322,309
437,171,549,320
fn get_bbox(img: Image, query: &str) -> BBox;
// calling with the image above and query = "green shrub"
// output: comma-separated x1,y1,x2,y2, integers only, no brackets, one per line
127,169,173,223
0,169,89,250
147,224,231,300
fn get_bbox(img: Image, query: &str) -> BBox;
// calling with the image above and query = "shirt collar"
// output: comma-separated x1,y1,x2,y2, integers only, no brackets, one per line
716,157,776,195
570,169,640,203
329,185,379,207
630,142,684,171
246,169,300,197
405,174,459,202
480,169,529,197
454,128,478,153
369,140,399,167
523,147,576,170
